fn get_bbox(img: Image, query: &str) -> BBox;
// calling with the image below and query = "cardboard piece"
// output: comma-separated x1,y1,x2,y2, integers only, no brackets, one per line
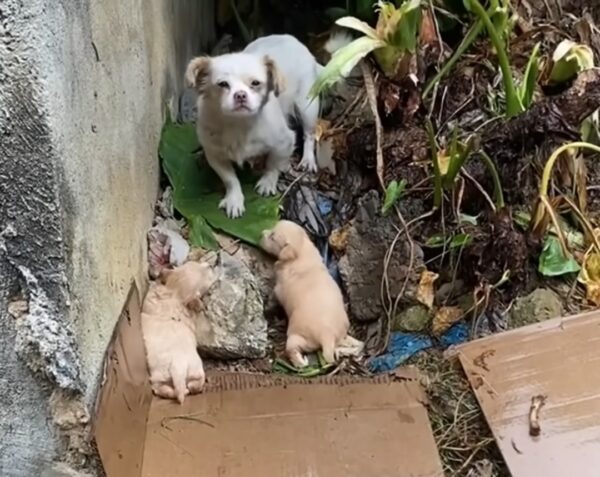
93,284,444,477
457,310,600,477
142,371,444,477
93,285,153,477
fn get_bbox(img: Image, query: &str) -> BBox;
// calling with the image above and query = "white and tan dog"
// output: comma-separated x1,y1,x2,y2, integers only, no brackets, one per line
141,261,216,403
261,220,363,367
185,34,347,219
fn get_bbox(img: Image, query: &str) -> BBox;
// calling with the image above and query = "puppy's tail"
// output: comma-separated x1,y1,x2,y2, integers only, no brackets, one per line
170,360,188,405
323,30,354,56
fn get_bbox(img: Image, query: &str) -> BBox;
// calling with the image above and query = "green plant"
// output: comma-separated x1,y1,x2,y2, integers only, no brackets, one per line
530,142,600,256
463,0,521,116
310,0,423,97
382,179,408,215
426,121,504,210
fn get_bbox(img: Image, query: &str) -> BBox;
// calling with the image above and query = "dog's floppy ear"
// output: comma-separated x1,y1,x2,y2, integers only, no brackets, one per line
159,268,173,285
278,242,297,262
185,57,211,93
263,55,285,97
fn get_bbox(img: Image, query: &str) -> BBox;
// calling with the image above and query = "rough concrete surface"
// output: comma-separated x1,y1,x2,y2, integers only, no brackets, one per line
0,0,215,474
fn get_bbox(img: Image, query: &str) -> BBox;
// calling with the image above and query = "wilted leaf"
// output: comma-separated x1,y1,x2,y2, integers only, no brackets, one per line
381,179,407,215
329,224,351,254
432,306,464,336
538,235,581,277
336,16,379,39
310,36,386,97
416,270,439,309
424,233,448,248
159,119,279,249
549,40,595,84
578,238,600,306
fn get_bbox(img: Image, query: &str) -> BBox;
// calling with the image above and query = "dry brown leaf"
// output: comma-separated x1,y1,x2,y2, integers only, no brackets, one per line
432,306,464,336
419,8,437,45
416,270,439,309
329,224,351,255
579,239,600,306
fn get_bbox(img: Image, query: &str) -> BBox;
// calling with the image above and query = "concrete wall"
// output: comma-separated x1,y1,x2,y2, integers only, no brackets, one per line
0,0,214,475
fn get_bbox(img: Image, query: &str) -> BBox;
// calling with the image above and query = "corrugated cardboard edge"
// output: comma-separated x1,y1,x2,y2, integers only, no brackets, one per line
92,283,152,477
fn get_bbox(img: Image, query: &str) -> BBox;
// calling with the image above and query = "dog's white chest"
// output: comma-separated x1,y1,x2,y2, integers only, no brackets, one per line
200,124,272,166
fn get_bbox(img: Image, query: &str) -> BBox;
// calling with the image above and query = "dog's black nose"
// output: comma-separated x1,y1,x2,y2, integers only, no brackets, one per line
234,91,247,103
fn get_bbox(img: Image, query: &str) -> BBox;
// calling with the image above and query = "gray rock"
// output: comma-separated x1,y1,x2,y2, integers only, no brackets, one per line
338,191,425,322
510,288,564,328
196,253,268,359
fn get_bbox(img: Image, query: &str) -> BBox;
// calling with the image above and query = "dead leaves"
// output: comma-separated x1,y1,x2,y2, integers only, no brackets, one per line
432,306,464,336
416,270,439,309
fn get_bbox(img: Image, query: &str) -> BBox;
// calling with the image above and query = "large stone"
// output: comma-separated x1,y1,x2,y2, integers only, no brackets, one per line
196,253,268,359
338,191,425,322
510,288,564,328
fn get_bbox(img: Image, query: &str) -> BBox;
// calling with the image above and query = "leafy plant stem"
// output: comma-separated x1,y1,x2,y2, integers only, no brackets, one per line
426,119,443,209
466,0,521,116
423,19,484,99
478,150,505,208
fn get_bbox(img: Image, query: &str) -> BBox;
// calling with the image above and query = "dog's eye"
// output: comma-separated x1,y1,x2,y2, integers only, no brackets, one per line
250,80,261,87
217,81,229,89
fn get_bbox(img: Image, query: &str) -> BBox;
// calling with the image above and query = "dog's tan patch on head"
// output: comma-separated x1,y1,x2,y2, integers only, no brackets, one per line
263,55,285,97
185,57,211,93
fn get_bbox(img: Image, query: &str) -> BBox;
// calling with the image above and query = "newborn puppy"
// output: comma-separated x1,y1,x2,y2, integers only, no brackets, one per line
185,34,345,218
141,261,216,403
261,220,363,367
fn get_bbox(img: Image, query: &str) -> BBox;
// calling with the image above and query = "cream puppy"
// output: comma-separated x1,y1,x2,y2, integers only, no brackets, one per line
185,34,323,219
260,220,363,367
141,261,216,403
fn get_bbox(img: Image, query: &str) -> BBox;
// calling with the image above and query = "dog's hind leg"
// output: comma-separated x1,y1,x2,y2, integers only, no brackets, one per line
320,335,337,364
297,96,319,172
286,333,311,368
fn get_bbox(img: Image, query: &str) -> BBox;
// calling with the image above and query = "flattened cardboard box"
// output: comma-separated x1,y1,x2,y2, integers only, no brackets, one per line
94,284,444,477
457,310,600,477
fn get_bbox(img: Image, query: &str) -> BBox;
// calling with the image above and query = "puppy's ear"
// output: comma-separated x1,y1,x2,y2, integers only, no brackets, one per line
185,295,204,313
185,57,211,93
263,55,285,97
159,268,173,285
279,242,297,262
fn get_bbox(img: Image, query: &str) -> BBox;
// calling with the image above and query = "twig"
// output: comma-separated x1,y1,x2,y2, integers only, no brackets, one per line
529,395,546,437
361,61,385,189
280,172,308,201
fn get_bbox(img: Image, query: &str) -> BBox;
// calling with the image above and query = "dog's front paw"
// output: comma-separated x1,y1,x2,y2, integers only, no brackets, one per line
298,154,318,173
255,174,279,196
219,191,245,218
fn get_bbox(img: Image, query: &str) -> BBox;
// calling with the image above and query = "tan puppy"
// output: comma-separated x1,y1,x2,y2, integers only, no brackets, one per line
260,220,363,367
141,261,216,403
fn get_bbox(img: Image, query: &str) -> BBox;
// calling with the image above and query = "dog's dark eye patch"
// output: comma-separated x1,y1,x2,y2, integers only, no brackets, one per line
217,80,229,89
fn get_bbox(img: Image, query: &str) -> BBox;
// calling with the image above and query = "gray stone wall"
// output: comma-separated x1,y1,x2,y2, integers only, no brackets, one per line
0,0,214,474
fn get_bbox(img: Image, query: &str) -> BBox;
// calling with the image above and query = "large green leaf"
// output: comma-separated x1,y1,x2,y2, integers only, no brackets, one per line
158,119,280,249
538,235,581,277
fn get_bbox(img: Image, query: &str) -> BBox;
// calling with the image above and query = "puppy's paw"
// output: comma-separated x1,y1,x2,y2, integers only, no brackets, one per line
289,352,309,368
255,174,278,196
298,154,318,173
219,191,245,218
